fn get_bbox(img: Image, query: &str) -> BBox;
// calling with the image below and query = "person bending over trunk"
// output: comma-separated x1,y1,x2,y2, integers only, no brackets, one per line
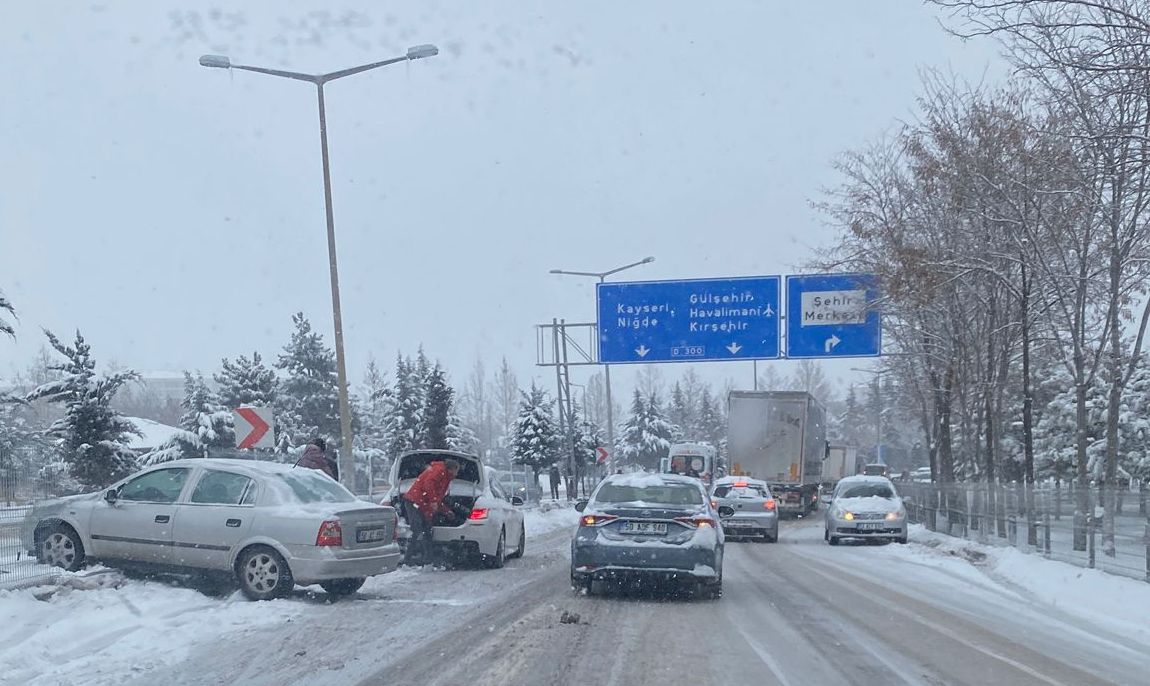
401,459,461,566
295,438,335,479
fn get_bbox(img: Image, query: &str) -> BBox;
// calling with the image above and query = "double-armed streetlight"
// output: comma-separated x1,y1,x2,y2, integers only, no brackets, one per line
550,257,655,462
200,45,438,489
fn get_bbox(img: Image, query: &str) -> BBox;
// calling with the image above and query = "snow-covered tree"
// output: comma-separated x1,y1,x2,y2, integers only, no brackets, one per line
615,390,676,470
215,351,277,409
358,357,392,453
386,353,424,459
667,382,692,441
276,313,340,446
0,290,15,339
458,357,495,456
512,383,558,483
838,384,868,447
26,330,139,489
421,365,452,450
143,372,234,464
493,357,520,445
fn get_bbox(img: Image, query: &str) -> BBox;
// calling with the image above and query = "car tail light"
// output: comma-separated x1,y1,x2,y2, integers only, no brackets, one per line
675,516,717,529
316,520,342,546
710,500,718,509
469,508,490,521
733,481,748,488
393,513,400,541
580,514,618,527
764,499,777,511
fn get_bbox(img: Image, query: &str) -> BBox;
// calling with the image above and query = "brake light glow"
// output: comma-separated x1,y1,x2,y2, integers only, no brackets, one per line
710,500,718,509
316,520,342,546
581,514,618,527
764,499,777,511
675,516,717,529
468,508,490,521
733,481,748,488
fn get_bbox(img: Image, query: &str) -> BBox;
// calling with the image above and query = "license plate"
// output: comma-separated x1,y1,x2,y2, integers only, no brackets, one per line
357,527,388,543
726,520,753,528
857,522,883,532
785,493,800,503
622,521,667,535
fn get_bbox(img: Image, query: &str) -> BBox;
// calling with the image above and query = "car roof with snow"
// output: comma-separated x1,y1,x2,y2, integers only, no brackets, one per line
603,472,703,488
149,458,301,476
836,475,898,488
712,475,769,488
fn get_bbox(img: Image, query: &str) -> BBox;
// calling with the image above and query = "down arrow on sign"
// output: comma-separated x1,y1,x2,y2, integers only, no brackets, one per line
233,406,274,449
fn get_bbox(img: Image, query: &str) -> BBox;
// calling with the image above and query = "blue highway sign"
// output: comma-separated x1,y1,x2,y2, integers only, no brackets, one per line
785,273,880,358
597,277,780,364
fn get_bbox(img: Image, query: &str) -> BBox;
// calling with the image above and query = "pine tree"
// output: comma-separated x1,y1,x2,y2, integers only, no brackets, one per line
26,330,140,489
276,313,341,446
840,384,869,446
422,365,453,450
387,353,424,459
668,382,692,441
0,289,15,339
215,351,278,409
512,383,558,483
144,372,234,464
359,357,392,454
615,390,676,470
493,357,520,445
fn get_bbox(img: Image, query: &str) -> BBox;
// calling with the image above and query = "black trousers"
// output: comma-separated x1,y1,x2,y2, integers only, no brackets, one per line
403,501,434,565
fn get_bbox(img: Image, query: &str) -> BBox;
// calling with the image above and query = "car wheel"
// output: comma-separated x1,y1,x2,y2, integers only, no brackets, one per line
508,525,526,560
39,523,86,572
765,532,778,543
237,546,294,601
320,577,366,597
484,529,506,569
828,534,841,546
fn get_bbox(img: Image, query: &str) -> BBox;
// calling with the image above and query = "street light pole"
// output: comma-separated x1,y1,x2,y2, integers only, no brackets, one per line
550,257,655,471
200,46,439,491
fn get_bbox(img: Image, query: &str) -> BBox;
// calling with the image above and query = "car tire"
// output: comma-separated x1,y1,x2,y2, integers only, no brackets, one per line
765,532,778,543
828,534,841,546
897,534,909,544
483,529,506,569
237,546,294,601
38,523,86,572
508,526,526,560
571,573,593,594
320,577,366,597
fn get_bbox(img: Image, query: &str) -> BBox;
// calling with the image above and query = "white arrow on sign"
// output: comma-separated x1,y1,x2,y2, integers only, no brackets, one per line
726,342,743,355
635,345,650,358
825,335,842,353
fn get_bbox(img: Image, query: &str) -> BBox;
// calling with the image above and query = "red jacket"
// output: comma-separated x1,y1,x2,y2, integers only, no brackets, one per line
296,444,335,479
402,460,454,516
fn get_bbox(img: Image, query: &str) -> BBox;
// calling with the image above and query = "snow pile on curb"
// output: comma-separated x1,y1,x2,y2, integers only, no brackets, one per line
0,572,301,686
524,504,578,537
907,524,1150,644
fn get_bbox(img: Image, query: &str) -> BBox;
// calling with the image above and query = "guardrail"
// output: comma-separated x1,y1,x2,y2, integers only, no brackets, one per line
899,481,1150,583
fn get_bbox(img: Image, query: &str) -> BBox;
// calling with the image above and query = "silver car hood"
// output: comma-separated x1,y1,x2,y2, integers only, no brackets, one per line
835,495,901,513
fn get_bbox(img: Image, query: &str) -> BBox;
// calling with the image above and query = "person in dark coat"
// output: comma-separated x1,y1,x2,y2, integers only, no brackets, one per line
295,438,335,479
548,463,562,500
401,459,461,566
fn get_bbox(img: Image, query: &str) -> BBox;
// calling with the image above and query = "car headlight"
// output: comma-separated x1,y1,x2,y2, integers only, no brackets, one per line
842,511,855,521
885,511,904,521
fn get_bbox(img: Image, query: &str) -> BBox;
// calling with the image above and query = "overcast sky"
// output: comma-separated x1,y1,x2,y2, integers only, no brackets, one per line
0,1,1006,396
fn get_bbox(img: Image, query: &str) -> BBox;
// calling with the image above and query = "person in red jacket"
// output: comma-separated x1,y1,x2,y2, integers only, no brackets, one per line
401,459,461,566
295,438,335,479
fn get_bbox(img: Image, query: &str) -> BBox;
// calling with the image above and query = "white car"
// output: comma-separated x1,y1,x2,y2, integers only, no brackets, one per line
385,450,526,567
824,475,908,545
23,459,402,600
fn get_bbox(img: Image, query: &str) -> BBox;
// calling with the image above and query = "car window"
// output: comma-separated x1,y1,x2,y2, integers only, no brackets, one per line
594,483,703,506
714,485,768,499
119,468,190,503
190,470,254,505
840,483,895,499
266,470,358,504
490,480,506,500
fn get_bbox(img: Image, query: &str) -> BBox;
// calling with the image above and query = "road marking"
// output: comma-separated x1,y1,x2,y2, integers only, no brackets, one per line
733,623,795,686
800,563,1073,686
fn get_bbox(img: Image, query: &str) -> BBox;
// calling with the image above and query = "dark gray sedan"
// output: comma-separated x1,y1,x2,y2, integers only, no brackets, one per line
571,473,723,598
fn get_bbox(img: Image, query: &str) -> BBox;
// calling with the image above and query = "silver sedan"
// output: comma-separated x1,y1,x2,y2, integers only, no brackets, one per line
23,458,402,599
710,476,779,542
824,475,908,545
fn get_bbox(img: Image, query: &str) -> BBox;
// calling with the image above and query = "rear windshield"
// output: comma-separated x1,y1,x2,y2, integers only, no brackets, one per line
268,470,358,504
840,483,895,499
594,482,703,506
398,454,481,482
714,485,768,499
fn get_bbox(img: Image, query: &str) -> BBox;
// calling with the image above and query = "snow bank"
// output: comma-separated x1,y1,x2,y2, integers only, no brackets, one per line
0,571,302,686
906,525,1150,643
523,504,579,536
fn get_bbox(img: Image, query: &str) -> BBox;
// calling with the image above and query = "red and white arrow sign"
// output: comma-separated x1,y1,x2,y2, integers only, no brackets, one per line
596,446,609,465
233,406,274,449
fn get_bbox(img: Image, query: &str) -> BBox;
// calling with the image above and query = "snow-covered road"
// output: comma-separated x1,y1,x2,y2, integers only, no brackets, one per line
3,510,1148,686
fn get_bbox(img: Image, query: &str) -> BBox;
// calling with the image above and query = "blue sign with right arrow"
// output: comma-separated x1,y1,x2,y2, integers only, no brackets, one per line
785,273,881,358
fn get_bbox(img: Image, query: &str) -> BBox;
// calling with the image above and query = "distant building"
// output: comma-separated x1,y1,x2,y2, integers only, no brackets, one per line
125,417,183,454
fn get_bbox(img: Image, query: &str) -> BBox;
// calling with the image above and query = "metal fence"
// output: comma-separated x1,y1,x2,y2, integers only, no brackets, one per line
899,480,1150,583
1,442,69,590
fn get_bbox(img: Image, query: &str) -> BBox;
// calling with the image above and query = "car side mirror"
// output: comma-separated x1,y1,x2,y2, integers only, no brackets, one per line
104,489,119,503
511,496,524,506
574,500,588,513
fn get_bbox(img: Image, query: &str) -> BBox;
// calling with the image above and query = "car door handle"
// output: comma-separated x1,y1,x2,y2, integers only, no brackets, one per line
226,519,242,528
154,515,170,524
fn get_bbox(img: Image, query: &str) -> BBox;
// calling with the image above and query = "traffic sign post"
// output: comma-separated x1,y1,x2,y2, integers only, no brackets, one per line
785,273,880,358
597,276,780,364
233,406,275,449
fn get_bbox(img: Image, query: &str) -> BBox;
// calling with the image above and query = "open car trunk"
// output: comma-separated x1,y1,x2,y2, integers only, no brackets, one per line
390,451,483,527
